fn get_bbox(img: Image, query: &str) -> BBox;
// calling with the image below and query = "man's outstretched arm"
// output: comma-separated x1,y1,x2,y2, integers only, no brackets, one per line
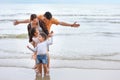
59,21,80,27
13,19,30,25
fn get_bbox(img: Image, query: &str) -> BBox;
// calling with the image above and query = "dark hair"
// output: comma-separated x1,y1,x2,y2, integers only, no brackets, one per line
44,11,52,20
30,14,37,21
27,20,49,42
40,32,47,41
29,27,37,42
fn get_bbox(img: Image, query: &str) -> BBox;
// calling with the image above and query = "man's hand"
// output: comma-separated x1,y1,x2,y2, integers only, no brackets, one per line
71,22,80,27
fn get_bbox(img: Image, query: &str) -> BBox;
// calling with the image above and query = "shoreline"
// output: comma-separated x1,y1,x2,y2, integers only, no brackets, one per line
0,67,120,80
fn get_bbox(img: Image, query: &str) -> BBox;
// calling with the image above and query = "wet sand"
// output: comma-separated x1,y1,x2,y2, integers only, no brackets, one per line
0,67,120,80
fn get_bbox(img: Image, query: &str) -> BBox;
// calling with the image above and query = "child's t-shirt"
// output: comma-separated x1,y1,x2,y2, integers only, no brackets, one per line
32,37,40,47
34,37,53,55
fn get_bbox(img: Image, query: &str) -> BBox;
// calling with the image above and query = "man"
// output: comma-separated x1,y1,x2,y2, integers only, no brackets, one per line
14,11,80,32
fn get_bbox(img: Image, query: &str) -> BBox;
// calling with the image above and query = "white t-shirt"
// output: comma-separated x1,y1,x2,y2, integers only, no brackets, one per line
34,37,53,55
32,37,40,47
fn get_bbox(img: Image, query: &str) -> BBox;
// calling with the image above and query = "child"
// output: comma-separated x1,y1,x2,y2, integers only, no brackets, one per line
34,32,53,76
27,27,53,76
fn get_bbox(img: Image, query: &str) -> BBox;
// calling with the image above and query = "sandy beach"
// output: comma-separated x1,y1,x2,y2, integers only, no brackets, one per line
0,67,120,80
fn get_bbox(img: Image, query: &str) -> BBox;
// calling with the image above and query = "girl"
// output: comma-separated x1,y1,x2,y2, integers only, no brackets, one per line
27,27,53,76
34,32,53,76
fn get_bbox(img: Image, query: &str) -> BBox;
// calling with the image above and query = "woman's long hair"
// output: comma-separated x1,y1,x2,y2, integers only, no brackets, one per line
27,14,37,42
29,27,37,42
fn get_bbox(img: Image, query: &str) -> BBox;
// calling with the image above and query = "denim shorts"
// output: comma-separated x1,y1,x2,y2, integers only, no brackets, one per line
36,54,48,64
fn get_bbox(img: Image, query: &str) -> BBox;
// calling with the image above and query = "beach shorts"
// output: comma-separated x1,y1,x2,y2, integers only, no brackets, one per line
36,54,48,64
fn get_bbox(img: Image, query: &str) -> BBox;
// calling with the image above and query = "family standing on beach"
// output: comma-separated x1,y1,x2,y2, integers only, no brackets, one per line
14,11,80,76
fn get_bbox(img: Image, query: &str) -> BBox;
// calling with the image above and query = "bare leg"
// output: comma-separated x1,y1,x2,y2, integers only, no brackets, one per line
37,64,42,75
35,64,39,72
43,64,48,76
47,53,50,69
32,54,37,69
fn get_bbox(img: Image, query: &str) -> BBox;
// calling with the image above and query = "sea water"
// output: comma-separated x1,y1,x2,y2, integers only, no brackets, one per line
0,4,120,70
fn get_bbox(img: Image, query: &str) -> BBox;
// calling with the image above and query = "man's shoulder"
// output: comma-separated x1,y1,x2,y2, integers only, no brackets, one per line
51,17,58,21
51,17,59,24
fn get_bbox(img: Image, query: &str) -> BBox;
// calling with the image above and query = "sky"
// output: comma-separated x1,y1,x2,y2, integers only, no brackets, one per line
1,0,120,4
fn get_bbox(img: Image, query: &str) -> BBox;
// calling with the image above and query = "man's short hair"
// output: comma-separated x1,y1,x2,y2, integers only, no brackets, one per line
44,11,52,20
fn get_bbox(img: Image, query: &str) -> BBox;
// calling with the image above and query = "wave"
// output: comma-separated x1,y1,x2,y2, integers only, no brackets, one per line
0,34,28,38
45,14,120,17
0,33,83,39
0,32,120,39
0,49,120,70
1,13,120,17
95,32,120,37
50,53,120,61
0,19,27,23
51,67,120,70
1,13,120,24
0,19,15,22
1,54,120,62
1,19,120,25
0,48,120,62
1,65,120,70
0,13,31,17
0,58,120,70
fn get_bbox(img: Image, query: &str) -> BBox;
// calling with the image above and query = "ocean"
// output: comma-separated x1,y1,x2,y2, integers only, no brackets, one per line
0,4,120,70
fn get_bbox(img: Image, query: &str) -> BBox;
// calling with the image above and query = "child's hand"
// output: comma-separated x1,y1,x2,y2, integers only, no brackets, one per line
48,31,54,37
32,54,36,59
51,31,54,34
27,45,29,48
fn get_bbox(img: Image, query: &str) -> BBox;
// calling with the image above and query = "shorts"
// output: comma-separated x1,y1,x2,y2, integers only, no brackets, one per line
36,54,48,64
